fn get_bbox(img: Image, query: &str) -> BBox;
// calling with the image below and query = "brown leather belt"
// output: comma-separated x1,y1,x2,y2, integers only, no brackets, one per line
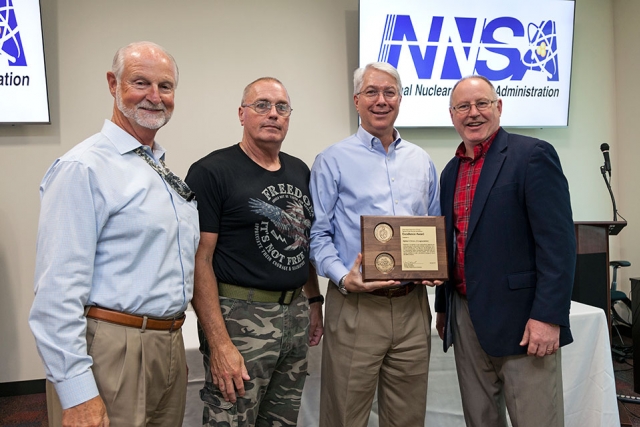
370,283,417,298
86,306,185,331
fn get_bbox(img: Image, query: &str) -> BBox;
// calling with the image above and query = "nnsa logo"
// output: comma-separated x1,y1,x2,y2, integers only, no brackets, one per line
378,15,559,81
0,0,27,67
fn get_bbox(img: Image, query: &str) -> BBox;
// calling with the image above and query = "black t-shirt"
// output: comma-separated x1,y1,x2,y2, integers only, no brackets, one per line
185,144,314,291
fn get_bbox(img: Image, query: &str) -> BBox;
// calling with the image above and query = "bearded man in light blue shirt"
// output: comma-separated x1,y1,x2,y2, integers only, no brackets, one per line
309,62,441,427
29,41,199,427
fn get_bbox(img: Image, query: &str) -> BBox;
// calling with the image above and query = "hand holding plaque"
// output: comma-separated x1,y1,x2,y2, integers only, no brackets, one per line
360,216,448,281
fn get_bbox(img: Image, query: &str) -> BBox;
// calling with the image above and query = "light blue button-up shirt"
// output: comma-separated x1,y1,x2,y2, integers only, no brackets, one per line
309,126,440,285
29,120,199,409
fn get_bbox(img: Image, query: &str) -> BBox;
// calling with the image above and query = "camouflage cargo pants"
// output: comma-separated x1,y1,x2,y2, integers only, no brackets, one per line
199,292,309,427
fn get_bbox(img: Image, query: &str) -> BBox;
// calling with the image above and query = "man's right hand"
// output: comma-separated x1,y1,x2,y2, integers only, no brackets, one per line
342,253,401,293
62,395,109,427
210,341,251,403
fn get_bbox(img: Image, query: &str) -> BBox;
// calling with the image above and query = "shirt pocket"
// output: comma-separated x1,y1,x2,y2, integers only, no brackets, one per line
406,179,428,214
408,179,427,194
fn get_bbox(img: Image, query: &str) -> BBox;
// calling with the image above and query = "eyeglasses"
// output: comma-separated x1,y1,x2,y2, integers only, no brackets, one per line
451,99,498,114
357,88,399,100
242,100,292,117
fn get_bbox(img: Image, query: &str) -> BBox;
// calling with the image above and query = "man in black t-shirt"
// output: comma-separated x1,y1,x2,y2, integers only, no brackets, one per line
185,77,323,427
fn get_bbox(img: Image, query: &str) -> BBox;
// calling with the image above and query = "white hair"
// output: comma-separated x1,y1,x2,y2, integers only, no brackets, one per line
353,62,402,96
112,41,179,87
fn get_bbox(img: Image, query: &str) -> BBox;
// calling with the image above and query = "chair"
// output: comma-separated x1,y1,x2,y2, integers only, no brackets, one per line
610,260,632,345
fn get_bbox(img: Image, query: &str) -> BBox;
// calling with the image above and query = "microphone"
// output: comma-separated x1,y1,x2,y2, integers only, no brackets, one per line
600,143,611,176
598,142,627,228
599,142,618,222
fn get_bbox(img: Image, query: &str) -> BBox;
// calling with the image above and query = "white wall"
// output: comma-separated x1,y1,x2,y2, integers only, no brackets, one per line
613,0,640,295
1,0,636,383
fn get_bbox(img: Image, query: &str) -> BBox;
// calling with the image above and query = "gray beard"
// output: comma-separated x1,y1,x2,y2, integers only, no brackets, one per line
115,91,172,130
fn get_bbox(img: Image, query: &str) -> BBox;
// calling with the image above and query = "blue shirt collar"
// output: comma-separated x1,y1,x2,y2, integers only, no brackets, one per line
356,125,402,153
101,119,166,161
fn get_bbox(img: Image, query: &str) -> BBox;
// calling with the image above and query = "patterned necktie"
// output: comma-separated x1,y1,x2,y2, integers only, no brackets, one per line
134,147,195,201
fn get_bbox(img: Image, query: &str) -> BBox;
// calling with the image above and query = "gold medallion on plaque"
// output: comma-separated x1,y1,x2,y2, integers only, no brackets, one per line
361,215,448,281
375,253,395,274
374,223,393,243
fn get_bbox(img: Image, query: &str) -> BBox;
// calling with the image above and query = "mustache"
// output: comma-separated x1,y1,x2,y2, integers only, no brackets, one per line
136,100,165,111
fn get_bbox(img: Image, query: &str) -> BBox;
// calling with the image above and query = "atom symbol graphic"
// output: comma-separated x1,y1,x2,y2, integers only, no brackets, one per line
0,0,26,66
523,20,558,79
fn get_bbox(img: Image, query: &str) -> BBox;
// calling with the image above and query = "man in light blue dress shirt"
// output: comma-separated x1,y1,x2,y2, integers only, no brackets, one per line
29,41,199,427
309,62,441,427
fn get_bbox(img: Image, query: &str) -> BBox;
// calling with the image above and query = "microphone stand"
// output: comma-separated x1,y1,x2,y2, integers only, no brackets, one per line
600,164,618,221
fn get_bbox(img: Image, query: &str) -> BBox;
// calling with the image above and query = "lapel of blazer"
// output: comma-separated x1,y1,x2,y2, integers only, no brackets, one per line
442,157,461,266
466,128,508,245
442,158,460,218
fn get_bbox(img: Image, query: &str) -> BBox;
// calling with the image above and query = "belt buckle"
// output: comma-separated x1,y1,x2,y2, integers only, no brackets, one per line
387,286,408,298
279,290,294,305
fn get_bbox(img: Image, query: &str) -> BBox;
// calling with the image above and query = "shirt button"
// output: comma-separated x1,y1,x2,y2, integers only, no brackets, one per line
392,178,395,182
471,162,475,166
395,200,399,204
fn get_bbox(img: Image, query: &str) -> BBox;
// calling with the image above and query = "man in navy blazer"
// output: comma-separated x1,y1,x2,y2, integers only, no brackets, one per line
435,75,575,427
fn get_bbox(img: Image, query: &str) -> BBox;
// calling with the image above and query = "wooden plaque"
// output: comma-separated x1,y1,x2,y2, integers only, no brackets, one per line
360,215,448,281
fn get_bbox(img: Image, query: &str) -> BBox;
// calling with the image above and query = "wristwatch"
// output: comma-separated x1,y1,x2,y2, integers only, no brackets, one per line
337,275,348,295
307,295,325,305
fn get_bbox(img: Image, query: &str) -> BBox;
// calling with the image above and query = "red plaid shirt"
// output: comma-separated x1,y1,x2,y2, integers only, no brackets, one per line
452,130,498,295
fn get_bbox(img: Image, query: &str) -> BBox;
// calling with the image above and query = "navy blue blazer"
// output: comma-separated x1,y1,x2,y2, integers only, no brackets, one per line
435,128,576,357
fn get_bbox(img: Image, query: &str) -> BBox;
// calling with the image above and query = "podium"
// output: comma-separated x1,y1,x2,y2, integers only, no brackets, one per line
572,221,626,332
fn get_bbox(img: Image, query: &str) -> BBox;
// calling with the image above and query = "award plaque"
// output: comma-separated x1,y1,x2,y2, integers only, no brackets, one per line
360,216,448,281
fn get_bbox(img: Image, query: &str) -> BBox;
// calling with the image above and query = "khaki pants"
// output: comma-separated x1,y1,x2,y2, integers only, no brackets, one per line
452,291,564,427
320,284,432,427
47,318,187,427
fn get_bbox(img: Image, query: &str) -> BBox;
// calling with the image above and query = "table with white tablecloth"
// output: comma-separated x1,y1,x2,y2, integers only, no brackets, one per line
182,294,619,427
295,299,620,427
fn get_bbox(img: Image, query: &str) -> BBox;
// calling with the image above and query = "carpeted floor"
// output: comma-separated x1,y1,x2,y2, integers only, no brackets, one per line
2,341,639,427
0,393,48,426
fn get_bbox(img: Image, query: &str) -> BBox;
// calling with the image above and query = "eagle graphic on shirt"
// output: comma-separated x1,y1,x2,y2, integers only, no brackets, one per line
249,198,311,251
